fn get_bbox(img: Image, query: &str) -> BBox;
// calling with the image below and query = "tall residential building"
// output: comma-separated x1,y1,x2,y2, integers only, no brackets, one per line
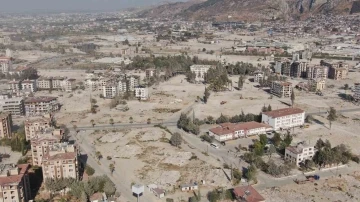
290,61,308,78
42,143,79,180
36,77,51,90
0,97,25,116
190,65,214,82
102,84,117,99
135,86,149,100
8,80,21,93
285,142,315,166
307,65,328,80
52,77,66,90
21,80,37,93
262,107,305,131
0,57,12,74
61,78,76,92
328,66,347,80
0,113,12,138
24,115,53,141
0,164,31,202
280,61,291,76
30,128,64,166
24,97,59,116
270,81,292,98
127,75,139,91
308,79,326,92
354,83,360,101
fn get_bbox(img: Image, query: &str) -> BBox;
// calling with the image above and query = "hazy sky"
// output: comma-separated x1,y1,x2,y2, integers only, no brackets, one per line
0,0,185,12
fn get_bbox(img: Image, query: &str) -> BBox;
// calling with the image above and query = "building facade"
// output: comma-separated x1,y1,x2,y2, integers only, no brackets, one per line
253,71,264,82
0,164,31,202
262,108,305,131
145,68,157,79
61,79,76,92
0,57,12,74
36,78,51,90
290,61,308,78
25,115,53,141
0,113,12,139
135,86,149,100
308,79,326,92
8,80,21,93
306,66,328,80
0,97,24,116
21,80,37,93
24,97,59,116
209,121,272,141
354,83,360,101
328,66,347,80
190,65,214,82
102,84,117,99
285,142,315,166
271,81,292,98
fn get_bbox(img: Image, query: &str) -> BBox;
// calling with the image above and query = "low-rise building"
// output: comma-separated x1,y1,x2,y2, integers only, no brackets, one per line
209,121,272,141
233,185,265,202
36,77,52,90
253,71,264,82
0,164,31,202
262,107,305,131
270,81,292,98
328,66,347,80
61,78,76,92
135,86,149,100
285,142,315,166
354,83,360,101
24,97,59,116
21,80,37,93
24,115,53,141
0,97,24,116
0,113,12,139
190,65,214,82
308,79,326,92
42,143,79,180
180,183,198,192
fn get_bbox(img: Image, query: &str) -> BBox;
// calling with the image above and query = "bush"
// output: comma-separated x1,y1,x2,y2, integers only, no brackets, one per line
200,134,213,143
85,165,95,176
352,156,360,163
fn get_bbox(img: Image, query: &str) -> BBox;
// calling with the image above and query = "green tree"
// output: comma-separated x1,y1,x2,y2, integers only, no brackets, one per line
95,151,102,160
253,141,264,156
147,118,151,124
245,164,257,183
327,107,337,129
129,116,133,123
204,87,210,104
283,133,293,146
207,190,220,202
109,118,114,126
238,75,244,89
261,105,267,112
170,132,182,147
103,180,116,196
80,190,87,202
268,144,276,159
344,84,349,91
267,104,272,111
259,134,267,146
91,119,95,127
85,165,95,176
216,114,229,124
291,88,295,107
109,164,115,175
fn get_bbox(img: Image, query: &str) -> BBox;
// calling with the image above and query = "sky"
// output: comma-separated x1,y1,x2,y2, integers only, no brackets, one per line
0,0,186,13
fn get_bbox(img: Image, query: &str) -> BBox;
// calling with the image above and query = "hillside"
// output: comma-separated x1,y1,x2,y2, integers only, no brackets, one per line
138,0,355,21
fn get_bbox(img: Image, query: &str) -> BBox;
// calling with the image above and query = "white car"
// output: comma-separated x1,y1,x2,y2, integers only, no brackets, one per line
210,143,219,149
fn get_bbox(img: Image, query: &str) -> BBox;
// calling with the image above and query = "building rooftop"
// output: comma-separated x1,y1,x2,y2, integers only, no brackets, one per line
44,151,77,161
262,108,304,118
210,121,272,136
0,164,29,186
25,96,57,103
273,81,292,86
233,185,265,202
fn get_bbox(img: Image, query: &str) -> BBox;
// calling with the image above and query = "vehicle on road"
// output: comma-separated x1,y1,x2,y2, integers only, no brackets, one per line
210,143,219,149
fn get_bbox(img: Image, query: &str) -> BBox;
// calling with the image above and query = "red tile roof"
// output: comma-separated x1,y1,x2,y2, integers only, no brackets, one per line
209,121,272,136
43,152,76,161
262,108,304,118
0,164,30,186
233,185,265,202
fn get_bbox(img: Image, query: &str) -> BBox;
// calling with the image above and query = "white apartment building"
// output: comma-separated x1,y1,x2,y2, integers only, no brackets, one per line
190,65,214,82
0,57,12,74
135,86,149,100
0,97,25,116
253,71,264,82
354,83,360,101
85,78,101,91
127,76,139,91
61,78,76,92
285,142,315,166
0,36,11,45
8,80,21,93
21,80,37,92
262,108,305,131
36,77,52,90
103,84,117,99
52,77,65,90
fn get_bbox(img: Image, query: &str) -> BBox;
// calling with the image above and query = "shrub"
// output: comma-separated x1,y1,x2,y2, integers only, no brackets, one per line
85,165,95,176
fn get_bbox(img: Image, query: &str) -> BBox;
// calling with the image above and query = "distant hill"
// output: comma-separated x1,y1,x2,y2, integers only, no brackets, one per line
138,0,355,21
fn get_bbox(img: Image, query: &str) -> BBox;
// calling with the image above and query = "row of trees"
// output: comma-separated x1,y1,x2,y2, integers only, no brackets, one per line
177,113,200,135
45,176,116,201
214,111,262,124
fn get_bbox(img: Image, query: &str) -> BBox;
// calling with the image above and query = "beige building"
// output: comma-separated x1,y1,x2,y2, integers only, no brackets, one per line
24,115,53,141
0,113,12,139
308,79,326,92
42,143,79,180
30,128,64,166
0,164,31,202
8,80,21,93
135,86,149,100
145,68,157,79
328,66,347,80
0,97,24,116
253,70,264,82
190,65,214,82
36,77,51,90
21,80,37,93
285,142,315,166
307,65,328,80
103,84,117,99
52,77,66,90
271,81,292,98
24,97,59,116
0,57,12,74
61,78,76,92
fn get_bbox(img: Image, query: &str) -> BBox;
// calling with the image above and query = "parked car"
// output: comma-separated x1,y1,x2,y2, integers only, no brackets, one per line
210,143,219,149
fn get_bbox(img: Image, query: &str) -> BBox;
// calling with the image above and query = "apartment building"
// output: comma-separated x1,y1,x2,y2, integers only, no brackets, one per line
36,77,51,90
52,77,66,90
24,97,59,116
0,57,12,74
328,66,347,80
21,80,37,93
0,97,25,116
30,129,64,166
8,80,21,93
307,65,328,80
145,68,157,79
190,65,214,82
85,78,100,91
0,36,11,45
135,86,149,100
0,164,31,202
270,81,292,98
262,107,305,131
285,142,315,166
61,78,76,92
308,79,326,92
42,143,79,180
24,115,53,141
117,79,127,93
102,84,117,99
209,121,272,141
354,83,360,101
280,61,291,76
0,113,12,139
0,92,10,100
290,61,308,78
253,70,264,82
127,75,139,91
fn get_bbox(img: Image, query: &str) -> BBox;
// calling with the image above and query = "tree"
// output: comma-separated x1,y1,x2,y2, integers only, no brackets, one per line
147,118,151,124
73,125,78,134
91,120,95,127
245,164,257,183
267,104,272,111
80,190,88,202
259,134,267,146
109,118,114,126
305,115,314,123
109,164,115,175
327,107,337,129
207,190,221,202
238,75,244,89
204,87,210,104
95,151,102,160
291,88,295,107
206,116,215,124
304,159,316,170
315,138,325,150
344,84,349,91
268,145,276,159
272,133,282,147
170,132,182,147
253,141,264,156
103,180,116,196
129,116,133,123
261,105,267,112
216,114,229,124
85,165,95,176
283,133,293,146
